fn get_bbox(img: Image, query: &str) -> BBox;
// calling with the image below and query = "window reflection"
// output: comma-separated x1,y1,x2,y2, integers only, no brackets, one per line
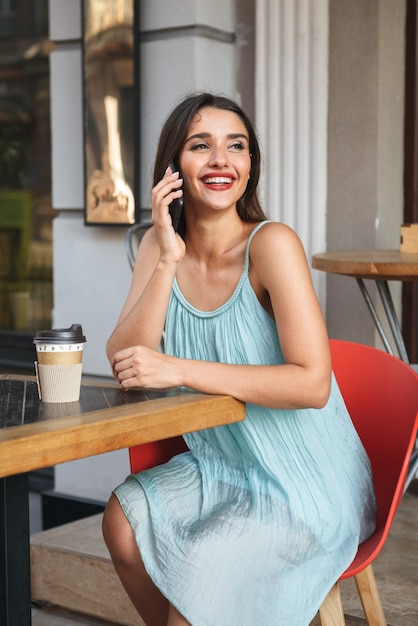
0,1,55,334
84,0,135,224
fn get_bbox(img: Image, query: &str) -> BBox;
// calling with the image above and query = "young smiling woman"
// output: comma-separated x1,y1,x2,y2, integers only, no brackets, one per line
102,93,376,626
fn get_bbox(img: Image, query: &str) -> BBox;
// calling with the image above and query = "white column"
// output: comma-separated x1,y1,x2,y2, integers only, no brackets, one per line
255,0,329,305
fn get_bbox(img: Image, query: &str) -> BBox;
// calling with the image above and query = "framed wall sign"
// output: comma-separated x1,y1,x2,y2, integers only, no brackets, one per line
83,0,139,225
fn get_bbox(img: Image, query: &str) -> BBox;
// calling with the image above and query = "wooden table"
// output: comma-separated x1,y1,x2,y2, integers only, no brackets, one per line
0,375,245,626
312,250,418,363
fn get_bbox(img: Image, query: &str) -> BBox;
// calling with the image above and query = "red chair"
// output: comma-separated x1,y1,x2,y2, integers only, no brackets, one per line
319,340,418,625
129,436,188,474
128,340,418,625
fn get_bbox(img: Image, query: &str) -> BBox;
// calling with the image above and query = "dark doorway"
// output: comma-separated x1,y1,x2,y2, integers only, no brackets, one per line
403,0,418,363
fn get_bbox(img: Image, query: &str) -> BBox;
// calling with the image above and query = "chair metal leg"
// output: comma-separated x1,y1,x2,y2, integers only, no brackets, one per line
354,565,387,626
319,581,346,626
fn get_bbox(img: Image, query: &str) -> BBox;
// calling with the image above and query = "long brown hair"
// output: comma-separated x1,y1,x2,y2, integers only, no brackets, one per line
153,93,267,227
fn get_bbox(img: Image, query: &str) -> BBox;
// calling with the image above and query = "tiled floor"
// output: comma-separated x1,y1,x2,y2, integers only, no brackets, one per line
30,488,418,625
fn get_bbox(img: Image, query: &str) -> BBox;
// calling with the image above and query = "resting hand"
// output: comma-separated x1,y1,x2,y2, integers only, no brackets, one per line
112,345,182,390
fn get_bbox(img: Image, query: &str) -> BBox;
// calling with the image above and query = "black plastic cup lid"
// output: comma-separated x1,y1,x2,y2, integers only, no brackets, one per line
33,324,87,344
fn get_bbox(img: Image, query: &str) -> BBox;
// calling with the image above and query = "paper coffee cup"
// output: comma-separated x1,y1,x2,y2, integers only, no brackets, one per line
34,324,86,403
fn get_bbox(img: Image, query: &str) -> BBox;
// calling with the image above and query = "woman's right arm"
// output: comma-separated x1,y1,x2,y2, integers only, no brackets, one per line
106,170,184,360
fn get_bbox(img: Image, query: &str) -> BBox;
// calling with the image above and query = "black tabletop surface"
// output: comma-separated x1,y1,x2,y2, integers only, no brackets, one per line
0,378,179,430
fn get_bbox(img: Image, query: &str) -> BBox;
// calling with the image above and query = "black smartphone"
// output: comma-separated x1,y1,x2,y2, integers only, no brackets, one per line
168,161,183,232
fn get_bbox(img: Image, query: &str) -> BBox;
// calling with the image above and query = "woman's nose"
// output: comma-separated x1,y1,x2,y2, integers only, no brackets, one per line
208,146,228,167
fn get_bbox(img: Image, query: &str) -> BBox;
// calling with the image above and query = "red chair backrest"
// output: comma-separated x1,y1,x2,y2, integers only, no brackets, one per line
129,436,188,474
329,340,418,543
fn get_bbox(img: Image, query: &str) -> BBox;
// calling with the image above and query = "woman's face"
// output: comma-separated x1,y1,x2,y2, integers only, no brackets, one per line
178,106,251,217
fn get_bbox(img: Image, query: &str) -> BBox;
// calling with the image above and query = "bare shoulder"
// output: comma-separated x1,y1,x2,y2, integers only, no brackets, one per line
250,221,307,265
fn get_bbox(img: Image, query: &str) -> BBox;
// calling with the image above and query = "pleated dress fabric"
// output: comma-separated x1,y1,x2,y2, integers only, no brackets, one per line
114,221,376,626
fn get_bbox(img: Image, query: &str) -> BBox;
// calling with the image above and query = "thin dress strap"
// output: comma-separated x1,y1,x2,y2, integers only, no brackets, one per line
244,220,271,272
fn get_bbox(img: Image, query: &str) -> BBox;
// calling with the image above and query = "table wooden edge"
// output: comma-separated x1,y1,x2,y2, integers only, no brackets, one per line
312,250,418,280
0,393,245,478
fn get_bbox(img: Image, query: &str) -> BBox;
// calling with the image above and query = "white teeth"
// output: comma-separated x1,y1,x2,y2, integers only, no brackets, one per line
203,177,232,184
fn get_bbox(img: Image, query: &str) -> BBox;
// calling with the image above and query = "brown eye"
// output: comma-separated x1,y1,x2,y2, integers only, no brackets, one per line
190,142,210,151
229,142,245,151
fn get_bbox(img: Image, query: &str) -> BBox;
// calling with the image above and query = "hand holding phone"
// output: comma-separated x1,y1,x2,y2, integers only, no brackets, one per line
168,161,183,232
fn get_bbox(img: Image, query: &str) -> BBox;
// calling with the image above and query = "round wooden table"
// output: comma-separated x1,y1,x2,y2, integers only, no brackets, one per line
312,250,418,281
312,250,418,363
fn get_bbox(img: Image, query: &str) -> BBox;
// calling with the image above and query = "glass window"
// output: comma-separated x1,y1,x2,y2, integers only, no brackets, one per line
0,0,54,368
0,0,17,36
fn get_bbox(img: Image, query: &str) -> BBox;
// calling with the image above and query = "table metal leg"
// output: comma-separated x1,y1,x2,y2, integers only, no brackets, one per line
0,473,32,626
405,447,418,494
356,278,410,363
375,281,410,363
355,278,394,355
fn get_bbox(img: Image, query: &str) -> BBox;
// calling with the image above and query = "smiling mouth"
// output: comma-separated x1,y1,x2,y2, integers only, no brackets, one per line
202,176,234,184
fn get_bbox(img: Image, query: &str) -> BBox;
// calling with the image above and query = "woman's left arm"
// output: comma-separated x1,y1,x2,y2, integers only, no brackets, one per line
243,221,332,408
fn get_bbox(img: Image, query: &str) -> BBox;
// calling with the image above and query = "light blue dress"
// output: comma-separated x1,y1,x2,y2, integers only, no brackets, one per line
114,221,376,626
